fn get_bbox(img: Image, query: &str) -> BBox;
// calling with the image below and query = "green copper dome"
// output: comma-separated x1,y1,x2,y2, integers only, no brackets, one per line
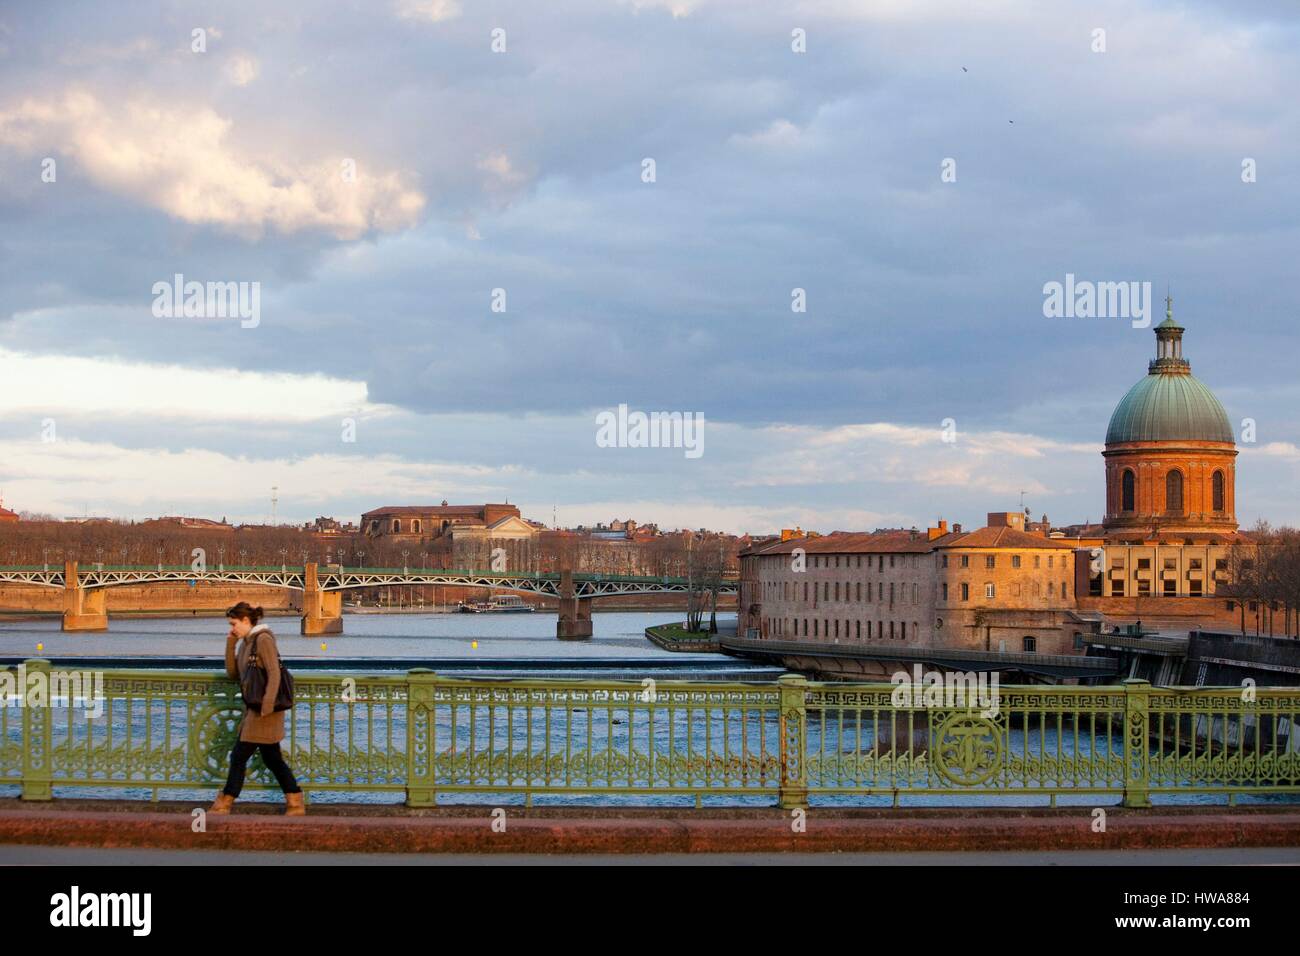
1106,372,1234,444
1105,303,1234,445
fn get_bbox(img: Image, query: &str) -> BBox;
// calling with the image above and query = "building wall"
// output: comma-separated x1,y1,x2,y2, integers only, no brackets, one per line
748,550,933,645
745,539,1081,654
934,545,1077,654
1094,542,1234,599
1102,440,1237,535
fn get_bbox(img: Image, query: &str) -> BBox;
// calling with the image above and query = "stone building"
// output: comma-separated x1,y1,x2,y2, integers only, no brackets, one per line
361,502,529,542
739,513,1086,658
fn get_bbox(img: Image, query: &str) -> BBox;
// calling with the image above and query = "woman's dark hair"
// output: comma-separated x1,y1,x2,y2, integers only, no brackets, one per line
226,602,264,624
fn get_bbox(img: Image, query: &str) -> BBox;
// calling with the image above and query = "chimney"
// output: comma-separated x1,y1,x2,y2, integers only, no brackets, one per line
927,518,949,540
953,523,962,533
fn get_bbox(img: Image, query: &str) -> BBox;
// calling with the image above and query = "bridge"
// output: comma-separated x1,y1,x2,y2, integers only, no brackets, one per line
0,562,738,638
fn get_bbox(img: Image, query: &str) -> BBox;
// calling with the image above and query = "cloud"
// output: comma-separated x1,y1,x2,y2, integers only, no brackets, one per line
394,0,462,23
0,90,425,239
0,346,388,423
223,54,259,87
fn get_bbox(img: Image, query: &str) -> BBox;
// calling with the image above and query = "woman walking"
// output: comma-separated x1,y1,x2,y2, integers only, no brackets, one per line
210,602,305,815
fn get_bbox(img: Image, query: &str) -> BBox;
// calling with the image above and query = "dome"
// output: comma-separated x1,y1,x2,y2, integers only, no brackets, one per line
1106,369,1233,444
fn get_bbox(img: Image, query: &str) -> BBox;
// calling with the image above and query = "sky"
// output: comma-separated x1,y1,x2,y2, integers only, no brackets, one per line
0,0,1297,535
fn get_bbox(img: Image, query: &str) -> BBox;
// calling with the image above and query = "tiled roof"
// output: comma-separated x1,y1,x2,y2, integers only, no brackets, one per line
751,530,963,555
937,526,1077,550
361,505,506,518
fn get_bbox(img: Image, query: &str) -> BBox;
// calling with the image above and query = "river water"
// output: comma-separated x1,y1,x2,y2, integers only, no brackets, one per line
0,611,775,679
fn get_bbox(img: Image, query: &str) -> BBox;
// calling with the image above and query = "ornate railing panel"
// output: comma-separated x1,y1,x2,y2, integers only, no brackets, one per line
0,664,1297,806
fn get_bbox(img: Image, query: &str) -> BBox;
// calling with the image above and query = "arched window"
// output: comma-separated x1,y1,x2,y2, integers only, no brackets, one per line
392,519,401,533
1212,470,1225,512
1165,470,1184,515
412,519,422,533
1121,469,1135,512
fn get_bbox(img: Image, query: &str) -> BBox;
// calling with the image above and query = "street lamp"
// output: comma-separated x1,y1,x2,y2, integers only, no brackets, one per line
279,548,288,572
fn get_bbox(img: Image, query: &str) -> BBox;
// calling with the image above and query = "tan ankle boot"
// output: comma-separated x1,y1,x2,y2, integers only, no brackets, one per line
284,791,306,816
210,792,235,814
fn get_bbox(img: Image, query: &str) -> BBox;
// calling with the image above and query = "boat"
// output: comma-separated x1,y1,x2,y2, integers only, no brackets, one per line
457,594,534,613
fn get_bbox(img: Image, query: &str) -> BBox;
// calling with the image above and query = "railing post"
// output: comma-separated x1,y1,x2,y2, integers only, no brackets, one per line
777,673,808,809
406,668,438,807
1122,678,1152,808
21,659,53,801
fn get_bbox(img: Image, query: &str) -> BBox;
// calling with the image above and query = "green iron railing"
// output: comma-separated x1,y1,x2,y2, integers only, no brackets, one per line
2,660,1298,807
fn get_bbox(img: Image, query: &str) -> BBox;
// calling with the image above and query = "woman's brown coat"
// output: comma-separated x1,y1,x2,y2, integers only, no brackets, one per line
225,624,286,744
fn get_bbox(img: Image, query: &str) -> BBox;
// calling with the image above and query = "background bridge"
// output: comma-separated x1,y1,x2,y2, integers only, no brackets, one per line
0,562,738,638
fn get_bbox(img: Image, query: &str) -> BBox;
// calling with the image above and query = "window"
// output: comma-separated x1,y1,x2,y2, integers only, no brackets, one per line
1023,636,1037,653
411,519,421,533
942,583,949,600
855,620,861,639
1112,579,1125,597
1011,555,1021,569
1189,579,1203,597
1034,555,1041,569
890,621,896,639
391,519,401,532
1212,470,1225,512
900,621,906,639
1137,557,1150,569
1137,579,1150,596
985,555,996,569
1189,558,1202,570
985,583,995,599
1121,469,1136,512
1165,470,1184,514
1073,633,1084,650
889,555,895,568
960,555,969,568
961,583,970,601
1163,579,1176,596
856,582,862,601
941,555,949,568
1048,583,1054,596
1215,558,1228,571
1048,556,1054,569
1164,557,1177,570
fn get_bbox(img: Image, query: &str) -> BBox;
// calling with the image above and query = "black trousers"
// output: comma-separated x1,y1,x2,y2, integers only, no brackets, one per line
222,740,301,797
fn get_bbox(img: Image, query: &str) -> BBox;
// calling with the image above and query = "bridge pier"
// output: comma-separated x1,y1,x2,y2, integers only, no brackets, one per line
556,570,593,640
61,561,108,632
301,563,343,636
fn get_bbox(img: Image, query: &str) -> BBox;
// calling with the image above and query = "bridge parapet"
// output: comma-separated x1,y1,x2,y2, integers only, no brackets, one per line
2,664,1295,809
